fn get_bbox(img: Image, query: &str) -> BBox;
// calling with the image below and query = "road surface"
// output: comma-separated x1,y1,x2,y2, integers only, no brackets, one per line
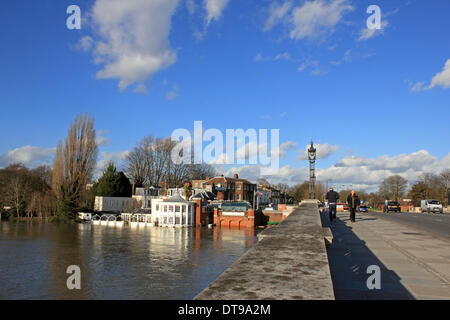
366,211,450,240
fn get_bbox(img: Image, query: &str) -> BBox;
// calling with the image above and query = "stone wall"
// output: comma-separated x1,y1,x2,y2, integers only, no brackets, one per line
195,203,335,300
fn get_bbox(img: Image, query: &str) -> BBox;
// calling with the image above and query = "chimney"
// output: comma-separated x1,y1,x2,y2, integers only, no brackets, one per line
194,198,202,227
233,173,239,179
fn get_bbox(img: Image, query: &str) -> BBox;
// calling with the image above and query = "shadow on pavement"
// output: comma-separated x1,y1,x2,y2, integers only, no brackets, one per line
321,210,415,300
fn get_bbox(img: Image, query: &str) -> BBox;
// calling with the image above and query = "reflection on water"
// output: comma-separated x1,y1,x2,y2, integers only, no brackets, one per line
0,221,257,299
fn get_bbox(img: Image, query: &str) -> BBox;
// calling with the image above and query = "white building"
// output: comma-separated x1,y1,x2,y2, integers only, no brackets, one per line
94,196,132,212
133,187,161,209
166,188,187,199
151,193,195,227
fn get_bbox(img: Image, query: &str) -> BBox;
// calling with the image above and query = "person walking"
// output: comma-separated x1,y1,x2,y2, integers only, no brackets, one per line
326,187,339,223
347,190,360,222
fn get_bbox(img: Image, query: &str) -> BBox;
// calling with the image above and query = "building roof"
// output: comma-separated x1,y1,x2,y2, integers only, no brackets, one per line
166,193,189,203
203,175,255,185
220,201,252,212
191,191,216,201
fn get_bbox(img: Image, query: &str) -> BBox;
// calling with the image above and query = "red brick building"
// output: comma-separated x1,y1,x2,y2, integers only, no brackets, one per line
192,174,257,206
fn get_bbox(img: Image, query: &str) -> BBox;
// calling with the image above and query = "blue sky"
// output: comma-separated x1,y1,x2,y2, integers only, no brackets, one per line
0,0,449,191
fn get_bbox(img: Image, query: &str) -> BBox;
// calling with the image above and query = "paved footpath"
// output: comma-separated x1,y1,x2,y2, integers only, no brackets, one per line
327,211,450,300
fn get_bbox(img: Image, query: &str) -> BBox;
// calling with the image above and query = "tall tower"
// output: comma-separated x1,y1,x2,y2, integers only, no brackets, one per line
308,140,317,199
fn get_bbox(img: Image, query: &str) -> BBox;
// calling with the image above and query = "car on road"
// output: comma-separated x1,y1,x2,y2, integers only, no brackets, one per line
359,205,368,213
384,200,401,213
420,199,443,213
337,203,348,212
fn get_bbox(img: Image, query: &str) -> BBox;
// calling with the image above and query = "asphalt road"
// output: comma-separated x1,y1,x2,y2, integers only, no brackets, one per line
366,211,450,240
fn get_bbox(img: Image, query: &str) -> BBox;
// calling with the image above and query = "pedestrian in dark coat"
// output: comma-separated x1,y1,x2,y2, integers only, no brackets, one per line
326,187,339,223
347,190,360,222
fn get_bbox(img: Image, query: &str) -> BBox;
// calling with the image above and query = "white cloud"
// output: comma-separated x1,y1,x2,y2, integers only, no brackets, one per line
297,143,341,160
264,1,293,31
96,150,130,177
218,150,450,192
74,36,94,52
204,0,230,25
278,141,297,159
409,81,426,93
409,59,450,92
0,146,56,168
330,49,351,65
255,52,294,62
297,59,319,72
166,85,179,100
186,0,196,14
133,84,149,95
289,0,353,41
358,20,388,41
83,0,179,91
429,59,450,89
95,130,110,147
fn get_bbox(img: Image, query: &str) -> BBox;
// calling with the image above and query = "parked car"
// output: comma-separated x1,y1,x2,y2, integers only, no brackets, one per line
384,200,401,213
359,205,368,213
420,200,443,213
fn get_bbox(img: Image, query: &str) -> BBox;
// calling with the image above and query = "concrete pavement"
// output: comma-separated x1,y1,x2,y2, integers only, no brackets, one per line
326,211,450,299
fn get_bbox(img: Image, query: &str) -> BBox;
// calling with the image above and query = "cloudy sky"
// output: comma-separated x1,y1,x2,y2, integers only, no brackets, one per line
0,0,449,191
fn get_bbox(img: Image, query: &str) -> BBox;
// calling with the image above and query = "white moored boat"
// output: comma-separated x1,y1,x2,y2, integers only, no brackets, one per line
116,216,124,227
92,214,101,225
107,215,116,226
100,215,108,226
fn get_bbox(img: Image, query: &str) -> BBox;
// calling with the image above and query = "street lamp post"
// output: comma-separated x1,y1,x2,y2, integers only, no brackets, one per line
308,140,317,199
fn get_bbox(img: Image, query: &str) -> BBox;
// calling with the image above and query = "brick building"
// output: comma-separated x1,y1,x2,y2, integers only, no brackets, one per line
192,174,257,206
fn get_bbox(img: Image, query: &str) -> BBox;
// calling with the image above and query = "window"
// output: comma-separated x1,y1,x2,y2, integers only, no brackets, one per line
237,184,241,190
156,204,159,211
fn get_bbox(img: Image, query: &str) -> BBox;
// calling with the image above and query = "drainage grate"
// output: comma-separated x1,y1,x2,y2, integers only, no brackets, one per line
402,232,424,236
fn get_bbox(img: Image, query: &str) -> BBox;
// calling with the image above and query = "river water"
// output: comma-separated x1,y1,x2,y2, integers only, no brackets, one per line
0,221,258,299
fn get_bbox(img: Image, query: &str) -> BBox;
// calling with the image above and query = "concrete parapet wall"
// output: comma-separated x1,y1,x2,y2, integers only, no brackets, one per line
195,203,335,300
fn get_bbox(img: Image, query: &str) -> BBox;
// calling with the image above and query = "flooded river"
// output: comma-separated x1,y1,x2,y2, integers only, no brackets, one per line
0,221,257,299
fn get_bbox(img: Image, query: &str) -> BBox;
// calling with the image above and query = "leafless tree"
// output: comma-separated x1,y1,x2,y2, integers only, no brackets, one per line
52,114,98,218
378,175,408,201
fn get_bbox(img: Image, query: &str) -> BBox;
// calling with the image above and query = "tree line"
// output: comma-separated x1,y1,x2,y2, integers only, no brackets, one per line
0,114,216,221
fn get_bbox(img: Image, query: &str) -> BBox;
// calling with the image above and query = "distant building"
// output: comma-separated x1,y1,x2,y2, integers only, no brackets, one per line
133,187,161,209
256,188,271,207
199,174,256,206
151,193,196,227
94,196,132,213
167,187,187,199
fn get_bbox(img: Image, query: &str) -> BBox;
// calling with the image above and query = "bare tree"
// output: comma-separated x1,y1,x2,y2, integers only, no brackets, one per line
378,175,408,201
52,114,98,219
125,138,150,187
